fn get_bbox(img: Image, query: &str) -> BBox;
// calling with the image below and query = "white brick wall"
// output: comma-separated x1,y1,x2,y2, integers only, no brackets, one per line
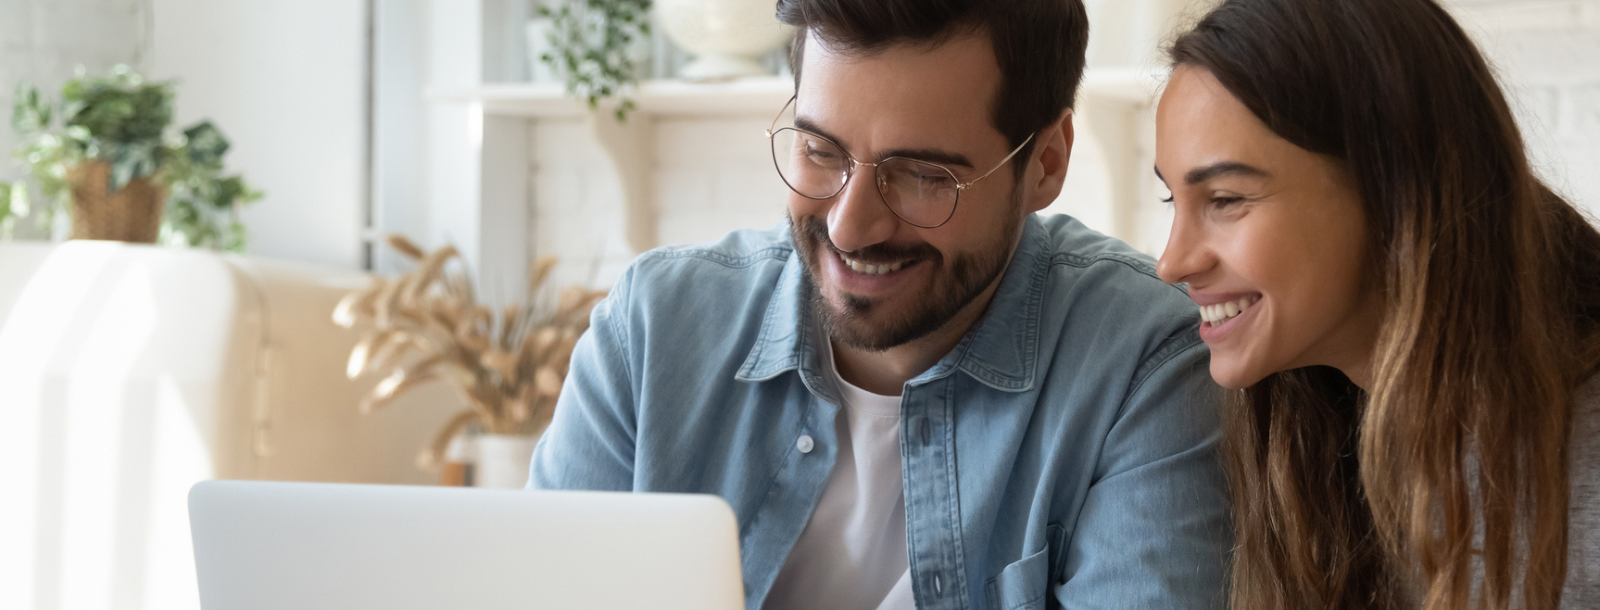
514,0,1598,280
1448,0,1600,219
530,117,633,288
652,116,789,244
529,113,793,287
1,0,1592,264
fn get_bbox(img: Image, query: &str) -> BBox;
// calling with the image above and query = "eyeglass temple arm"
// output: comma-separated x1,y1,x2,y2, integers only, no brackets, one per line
765,95,798,139
959,132,1038,190
961,108,1072,188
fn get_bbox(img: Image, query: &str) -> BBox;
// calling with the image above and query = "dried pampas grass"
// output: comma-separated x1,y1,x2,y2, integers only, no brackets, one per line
334,234,608,471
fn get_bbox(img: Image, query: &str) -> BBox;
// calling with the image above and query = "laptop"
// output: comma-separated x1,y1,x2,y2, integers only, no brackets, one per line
188,480,746,610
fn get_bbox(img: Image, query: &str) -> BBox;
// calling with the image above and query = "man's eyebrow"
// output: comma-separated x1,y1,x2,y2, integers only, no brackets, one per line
1182,161,1271,185
880,147,972,169
792,115,974,169
793,116,845,148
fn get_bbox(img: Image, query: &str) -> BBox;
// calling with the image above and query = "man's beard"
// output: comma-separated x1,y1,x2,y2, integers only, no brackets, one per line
789,201,1022,352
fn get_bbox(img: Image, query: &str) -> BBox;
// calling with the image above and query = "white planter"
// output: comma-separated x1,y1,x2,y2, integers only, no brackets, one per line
655,0,795,81
475,433,541,489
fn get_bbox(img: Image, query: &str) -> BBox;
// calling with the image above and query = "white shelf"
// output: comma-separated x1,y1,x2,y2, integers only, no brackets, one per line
429,76,796,119
429,67,1162,119
434,66,1166,262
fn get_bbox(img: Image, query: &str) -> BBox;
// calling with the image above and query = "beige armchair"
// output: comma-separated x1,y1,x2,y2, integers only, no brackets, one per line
0,241,457,610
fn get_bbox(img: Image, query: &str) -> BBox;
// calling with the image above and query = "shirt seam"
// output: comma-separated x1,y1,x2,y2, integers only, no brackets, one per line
1119,334,1205,420
605,276,637,399
940,377,973,607
637,244,793,269
1048,251,1191,298
738,378,816,541
737,250,808,382
955,248,1192,392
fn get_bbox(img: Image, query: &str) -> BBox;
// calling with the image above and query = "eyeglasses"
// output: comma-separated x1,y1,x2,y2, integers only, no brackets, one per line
764,96,1036,229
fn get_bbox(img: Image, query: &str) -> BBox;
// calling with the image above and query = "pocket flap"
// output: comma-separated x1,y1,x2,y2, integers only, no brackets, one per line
984,546,1050,610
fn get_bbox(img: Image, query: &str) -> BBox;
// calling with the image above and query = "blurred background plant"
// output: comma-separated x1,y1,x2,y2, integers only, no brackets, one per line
334,234,608,471
537,0,652,121
2,64,260,251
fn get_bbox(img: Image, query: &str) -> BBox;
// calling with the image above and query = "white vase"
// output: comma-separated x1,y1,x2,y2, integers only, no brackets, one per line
474,433,541,489
655,0,795,82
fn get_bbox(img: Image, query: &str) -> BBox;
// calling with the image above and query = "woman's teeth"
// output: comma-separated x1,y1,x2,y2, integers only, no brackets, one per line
838,252,907,275
1199,296,1259,325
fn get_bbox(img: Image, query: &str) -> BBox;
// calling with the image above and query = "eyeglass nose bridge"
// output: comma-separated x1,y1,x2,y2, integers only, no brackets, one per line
837,157,898,201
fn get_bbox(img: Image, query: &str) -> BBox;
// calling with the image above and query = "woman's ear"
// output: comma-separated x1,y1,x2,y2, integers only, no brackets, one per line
1026,108,1074,214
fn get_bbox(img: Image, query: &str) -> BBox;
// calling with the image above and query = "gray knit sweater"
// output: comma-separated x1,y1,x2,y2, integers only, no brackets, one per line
1561,376,1599,606
1397,378,1598,607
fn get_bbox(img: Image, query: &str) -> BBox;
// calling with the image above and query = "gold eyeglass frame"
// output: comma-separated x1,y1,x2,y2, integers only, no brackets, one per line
763,95,1038,229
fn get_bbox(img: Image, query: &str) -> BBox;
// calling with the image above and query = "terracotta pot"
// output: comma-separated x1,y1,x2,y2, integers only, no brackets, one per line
68,161,166,243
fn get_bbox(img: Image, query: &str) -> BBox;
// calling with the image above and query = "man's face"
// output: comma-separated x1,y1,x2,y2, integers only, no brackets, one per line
789,31,1030,352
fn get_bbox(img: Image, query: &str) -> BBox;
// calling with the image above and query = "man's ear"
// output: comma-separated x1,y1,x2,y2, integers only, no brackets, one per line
1025,107,1074,214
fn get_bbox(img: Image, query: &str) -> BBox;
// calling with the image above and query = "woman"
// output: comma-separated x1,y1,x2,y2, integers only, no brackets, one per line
1153,0,1600,608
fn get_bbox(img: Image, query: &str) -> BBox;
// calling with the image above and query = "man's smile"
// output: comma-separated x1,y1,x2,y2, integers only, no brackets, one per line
836,251,913,275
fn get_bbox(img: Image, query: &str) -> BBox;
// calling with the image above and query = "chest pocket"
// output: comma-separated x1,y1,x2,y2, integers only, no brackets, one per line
984,524,1066,610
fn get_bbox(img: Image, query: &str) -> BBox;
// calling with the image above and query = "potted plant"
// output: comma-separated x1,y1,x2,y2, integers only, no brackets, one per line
538,0,653,121
334,234,608,488
3,64,260,251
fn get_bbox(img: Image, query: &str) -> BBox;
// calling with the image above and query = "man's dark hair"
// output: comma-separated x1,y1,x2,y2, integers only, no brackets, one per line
775,0,1089,167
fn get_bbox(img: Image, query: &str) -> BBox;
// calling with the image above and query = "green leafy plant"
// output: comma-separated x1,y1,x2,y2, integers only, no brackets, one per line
538,0,652,122
0,181,26,238
2,65,260,251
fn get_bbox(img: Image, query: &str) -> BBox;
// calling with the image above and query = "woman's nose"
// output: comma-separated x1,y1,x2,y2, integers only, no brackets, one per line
1157,209,1212,285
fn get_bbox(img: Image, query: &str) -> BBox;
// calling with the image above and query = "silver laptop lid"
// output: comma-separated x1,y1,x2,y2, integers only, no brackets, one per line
188,480,744,610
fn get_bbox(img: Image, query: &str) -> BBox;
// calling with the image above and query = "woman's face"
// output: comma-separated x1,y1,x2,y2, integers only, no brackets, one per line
1155,66,1381,389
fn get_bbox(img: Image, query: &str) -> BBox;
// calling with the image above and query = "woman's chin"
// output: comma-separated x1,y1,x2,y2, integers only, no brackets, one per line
1209,357,1269,390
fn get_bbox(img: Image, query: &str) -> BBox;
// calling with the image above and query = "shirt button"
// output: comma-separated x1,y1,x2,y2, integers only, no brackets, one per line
796,434,814,454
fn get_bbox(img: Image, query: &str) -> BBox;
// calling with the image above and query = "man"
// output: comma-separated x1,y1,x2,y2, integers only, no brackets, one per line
530,0,1230,608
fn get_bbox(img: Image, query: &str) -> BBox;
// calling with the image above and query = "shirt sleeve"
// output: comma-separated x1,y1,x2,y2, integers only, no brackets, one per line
1053,339,1232,610
527,282,639,492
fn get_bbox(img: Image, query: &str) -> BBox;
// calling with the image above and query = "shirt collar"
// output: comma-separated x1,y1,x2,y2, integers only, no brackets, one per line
736,215,1049,393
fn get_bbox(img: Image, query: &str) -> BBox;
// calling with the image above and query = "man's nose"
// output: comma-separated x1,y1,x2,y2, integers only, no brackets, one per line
826,167,900,253
1156,210,1213,285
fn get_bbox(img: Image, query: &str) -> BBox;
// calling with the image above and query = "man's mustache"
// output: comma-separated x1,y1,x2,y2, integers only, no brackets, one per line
797,216,939,264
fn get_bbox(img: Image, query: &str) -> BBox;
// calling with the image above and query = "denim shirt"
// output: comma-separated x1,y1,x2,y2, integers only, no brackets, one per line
530,214,1231,610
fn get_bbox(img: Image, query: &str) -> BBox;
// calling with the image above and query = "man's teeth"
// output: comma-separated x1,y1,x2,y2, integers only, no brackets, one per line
838,252,907,275
1199,296,1259,325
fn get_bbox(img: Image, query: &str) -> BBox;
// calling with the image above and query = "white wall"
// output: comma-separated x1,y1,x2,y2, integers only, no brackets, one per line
372,0,431,275
1449,0,1600,219
147,0,368,270
5,0,1595,269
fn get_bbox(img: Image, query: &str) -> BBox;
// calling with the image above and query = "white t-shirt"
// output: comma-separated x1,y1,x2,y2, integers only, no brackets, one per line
762,340,916,610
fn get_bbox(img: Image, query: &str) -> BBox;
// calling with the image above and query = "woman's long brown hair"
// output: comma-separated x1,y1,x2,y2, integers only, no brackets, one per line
1168,0,1600,608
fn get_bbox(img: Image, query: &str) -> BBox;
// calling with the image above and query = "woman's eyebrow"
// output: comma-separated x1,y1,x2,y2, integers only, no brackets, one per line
1182,161,1271,185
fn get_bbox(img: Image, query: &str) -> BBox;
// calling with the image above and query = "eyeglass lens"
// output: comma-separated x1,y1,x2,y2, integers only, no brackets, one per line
770,127,959,228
